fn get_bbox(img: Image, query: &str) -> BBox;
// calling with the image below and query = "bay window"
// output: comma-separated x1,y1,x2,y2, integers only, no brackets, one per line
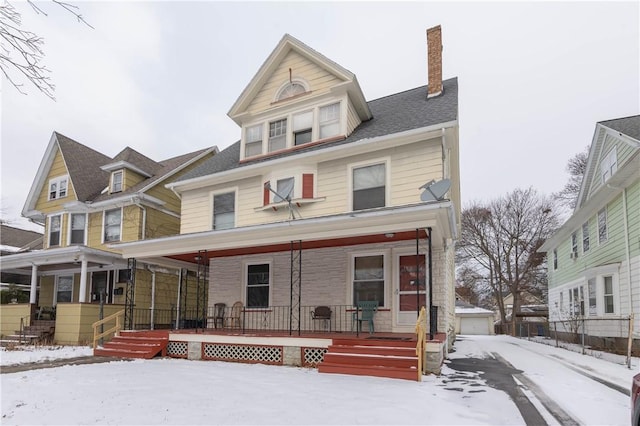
49,215,61,247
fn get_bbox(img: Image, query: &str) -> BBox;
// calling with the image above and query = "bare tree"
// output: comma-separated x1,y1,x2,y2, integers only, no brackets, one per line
457,188,559,334
553,146,589,212
0,0,91,100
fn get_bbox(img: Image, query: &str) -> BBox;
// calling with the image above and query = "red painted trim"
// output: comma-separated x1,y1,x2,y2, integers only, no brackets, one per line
238,135,346,164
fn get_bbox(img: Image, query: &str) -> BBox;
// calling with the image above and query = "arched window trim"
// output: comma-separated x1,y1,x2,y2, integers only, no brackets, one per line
274,79,310,102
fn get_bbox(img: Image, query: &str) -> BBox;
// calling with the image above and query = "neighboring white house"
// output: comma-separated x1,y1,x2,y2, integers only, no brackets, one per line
539,115,639,352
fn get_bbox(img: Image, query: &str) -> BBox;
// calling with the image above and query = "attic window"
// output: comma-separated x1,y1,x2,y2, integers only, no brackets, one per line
48,176,68,200
112,171,123,193
276,82,306,101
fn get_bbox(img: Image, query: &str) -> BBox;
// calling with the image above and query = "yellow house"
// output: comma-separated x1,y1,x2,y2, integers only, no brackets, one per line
116,28,461,356
0,132,216,344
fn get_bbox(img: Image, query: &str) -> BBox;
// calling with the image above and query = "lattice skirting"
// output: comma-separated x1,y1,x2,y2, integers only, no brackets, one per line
302,347,327,367
167,341,188,358
202,343,283,365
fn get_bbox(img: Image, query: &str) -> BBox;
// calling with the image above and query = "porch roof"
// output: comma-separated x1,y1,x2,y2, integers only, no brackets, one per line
114,201,456,263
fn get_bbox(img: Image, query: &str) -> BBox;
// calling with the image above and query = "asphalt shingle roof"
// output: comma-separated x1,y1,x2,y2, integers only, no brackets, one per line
0,225,43,251
599,115,640,141
178,77,458,183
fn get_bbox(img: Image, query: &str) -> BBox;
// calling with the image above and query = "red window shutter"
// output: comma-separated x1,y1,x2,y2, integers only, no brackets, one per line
302,174,314,199
263,182,270,206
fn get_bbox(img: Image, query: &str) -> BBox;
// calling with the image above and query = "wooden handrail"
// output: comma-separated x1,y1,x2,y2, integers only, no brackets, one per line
414,306,427,382
92,310,124,349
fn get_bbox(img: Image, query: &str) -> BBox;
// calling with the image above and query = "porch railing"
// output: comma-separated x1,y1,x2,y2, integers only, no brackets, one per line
126,305,368,334
92,309,124,349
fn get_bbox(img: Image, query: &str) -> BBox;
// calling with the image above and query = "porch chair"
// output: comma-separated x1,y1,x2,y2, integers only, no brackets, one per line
310,306,332,332
209,303,226,329
353,301,378,334
225,301,243,328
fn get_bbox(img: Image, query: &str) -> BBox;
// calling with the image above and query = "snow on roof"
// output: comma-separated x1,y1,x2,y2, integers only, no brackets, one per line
455,306,494,315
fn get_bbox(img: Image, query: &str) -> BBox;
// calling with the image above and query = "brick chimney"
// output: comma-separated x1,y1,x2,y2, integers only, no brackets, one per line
427,25,443,98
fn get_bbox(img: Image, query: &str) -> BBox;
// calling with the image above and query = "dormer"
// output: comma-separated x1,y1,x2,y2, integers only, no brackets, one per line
100,160,152,194
228,34,372,162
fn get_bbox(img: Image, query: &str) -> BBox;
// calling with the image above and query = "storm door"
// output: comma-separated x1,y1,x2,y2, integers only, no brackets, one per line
395,254,426,326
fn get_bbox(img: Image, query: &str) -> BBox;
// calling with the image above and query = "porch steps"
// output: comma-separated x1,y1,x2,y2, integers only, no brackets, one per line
93,331,169,359
2,320,56,346
318,338,420,381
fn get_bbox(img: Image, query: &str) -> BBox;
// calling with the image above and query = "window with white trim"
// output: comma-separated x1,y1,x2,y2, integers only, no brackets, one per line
293,111,312,146
69,213,86,245
111,171,123,193
274,177,294,202
48,176,68,200
587,278,596,316
600,147,617,183
49,215,61,247
319,103,340,139
268,119,287,152
212,191,235,230
569,286,584,316
598,208,607,244
553,249,558,270
246,263,270,308
104,208,122,242
603,276,614,314
352,163,386,211
571,232,578,258
353,254,385,306
582,221,590,253
245,124,263,157
55,275,73,304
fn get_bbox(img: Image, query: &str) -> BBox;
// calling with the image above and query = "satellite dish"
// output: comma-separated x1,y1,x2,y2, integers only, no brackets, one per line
264,182,300,220
420,178,451,202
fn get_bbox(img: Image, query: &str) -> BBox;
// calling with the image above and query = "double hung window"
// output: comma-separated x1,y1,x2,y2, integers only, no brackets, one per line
600,148,617,183
213,192,235,230
104,209,122,242
598,208,608,244
70,213,86,245
353,163,386,211
319,103,340,139
275,177,294,202
582,221,590,253
353,255,385,306
49,215,61,247
112,171,123,193
269,119,287,152
293,111,312,146
245,125,263,157
603,276,614,314
56,275,73,304
246,264,270,308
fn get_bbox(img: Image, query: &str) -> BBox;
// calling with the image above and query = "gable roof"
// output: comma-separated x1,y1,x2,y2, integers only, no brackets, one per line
176,78,458,185
576,115,640,209
22,132,217,217
228,34,372,124
539,115,639,252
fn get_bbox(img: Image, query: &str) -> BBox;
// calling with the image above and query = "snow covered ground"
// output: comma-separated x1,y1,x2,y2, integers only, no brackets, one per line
0,345,93,366
0,335,636,425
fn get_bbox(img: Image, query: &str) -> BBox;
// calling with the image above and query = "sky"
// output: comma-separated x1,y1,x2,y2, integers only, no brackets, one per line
1,1,638,232
0,335,634,425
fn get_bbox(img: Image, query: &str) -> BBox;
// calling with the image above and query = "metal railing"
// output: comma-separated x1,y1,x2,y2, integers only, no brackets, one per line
126,304,371,335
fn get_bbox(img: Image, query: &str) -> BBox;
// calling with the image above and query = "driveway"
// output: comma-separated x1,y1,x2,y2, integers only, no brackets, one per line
446,335,633,426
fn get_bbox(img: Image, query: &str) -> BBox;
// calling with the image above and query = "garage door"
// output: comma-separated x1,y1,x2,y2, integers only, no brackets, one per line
460,317,490,335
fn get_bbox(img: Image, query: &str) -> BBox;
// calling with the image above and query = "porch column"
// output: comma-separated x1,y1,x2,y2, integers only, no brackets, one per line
29,264,38,304
79,258,88,303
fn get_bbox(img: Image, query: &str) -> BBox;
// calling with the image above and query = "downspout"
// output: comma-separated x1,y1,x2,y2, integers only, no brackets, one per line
134,201,147,240
148,266,156,330
622,188,633,319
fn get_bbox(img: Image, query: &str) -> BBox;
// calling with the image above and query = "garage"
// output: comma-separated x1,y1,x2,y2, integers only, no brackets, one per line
455,303,495,335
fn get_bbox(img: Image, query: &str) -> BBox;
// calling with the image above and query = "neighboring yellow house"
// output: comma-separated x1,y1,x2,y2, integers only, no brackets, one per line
0,132,216,344
117,28,461,351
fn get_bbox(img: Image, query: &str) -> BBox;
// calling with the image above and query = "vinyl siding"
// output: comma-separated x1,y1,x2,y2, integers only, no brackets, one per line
122,169,146,192
346,98,361,136
247,50,343,115
35,148,77,214
179,137,444,234
587,135,635,200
